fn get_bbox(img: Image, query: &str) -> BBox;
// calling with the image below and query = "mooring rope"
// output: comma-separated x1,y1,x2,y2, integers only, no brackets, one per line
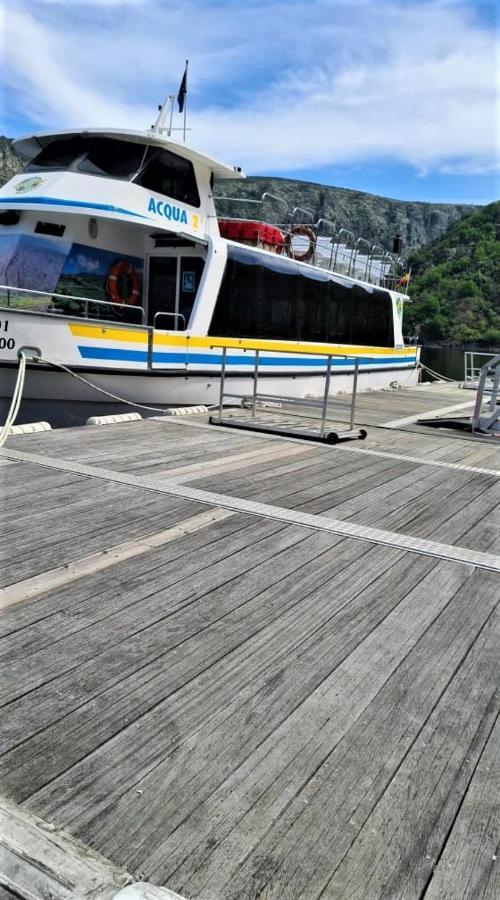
418,362,458,383
38,358,174,412
0,352,27,448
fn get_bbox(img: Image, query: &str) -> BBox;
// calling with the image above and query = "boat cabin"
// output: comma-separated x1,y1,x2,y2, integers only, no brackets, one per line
0,127,409,349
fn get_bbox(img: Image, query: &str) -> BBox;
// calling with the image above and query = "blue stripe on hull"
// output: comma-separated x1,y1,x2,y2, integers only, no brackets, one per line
78,346,416,367
0,196,147,219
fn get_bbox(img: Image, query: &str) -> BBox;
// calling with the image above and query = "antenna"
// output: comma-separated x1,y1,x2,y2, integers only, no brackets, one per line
152,95,174,134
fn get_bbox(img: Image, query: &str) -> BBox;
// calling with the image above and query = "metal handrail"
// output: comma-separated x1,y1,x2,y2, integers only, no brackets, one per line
351,237,371,280
315,218,337,268
153,311,186,330
367,244,385,284
0,284,145,322
471,352,500,433
464,350,499,384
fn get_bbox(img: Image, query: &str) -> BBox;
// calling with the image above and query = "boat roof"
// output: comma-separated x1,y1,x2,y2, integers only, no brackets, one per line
12,128,245,180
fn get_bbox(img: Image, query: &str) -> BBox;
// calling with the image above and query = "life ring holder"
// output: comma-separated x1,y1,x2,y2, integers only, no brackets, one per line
284,224,316,264
106,261,141,306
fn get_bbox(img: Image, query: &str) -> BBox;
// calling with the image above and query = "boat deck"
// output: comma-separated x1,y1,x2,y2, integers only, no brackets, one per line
1,384,499,899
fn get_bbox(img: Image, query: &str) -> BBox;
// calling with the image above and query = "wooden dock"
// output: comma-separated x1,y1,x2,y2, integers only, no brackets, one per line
1,383,499,900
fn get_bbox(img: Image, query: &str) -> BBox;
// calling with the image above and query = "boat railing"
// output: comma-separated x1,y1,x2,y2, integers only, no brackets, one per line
0,284,145,324
214,191,411,292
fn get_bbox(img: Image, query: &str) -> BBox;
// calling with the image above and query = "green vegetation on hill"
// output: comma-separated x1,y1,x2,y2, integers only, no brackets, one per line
405,202,500,344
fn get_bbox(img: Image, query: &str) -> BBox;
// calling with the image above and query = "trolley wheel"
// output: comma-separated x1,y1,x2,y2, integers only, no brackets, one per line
326,432,340,444
359,429,368,440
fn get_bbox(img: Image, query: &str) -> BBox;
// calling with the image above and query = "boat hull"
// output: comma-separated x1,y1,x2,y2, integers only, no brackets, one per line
0,360,419,407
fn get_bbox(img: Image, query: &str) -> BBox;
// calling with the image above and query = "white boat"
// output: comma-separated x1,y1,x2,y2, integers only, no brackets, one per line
0,107,419,409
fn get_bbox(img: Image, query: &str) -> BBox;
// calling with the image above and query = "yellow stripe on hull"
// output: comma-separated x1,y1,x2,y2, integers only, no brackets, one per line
69,323,417,360
69,323,149,343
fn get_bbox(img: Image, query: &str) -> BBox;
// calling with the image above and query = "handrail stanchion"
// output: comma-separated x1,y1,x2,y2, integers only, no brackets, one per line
350,359,360,429
252,350,260,417
218,346,227,421
320,355,333,437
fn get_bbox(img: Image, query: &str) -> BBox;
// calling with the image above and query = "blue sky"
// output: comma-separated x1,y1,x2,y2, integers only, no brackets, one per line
1,0,499,204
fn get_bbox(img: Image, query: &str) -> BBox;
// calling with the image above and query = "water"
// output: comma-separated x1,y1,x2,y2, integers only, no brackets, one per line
420,345,499,382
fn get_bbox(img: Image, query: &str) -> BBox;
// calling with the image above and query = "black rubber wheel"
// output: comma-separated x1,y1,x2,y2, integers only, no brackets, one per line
359,429,368,440
326,432,339,444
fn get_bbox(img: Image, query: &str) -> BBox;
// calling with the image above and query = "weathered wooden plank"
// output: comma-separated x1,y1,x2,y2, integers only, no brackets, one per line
25,554,461,877
423,712,500,900
317,605,499,900
0,530,351,792
121,558,467,890
0,794,130,899
0,507,233,609
187,569,497,900
0,519,304,706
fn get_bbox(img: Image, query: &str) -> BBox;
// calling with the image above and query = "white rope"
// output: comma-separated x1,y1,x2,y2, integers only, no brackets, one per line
0,352,27,447
419,362,458,383
39,358,172,412
39,358,219,413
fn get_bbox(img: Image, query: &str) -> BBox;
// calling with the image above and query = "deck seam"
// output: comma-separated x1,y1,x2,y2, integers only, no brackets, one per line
2,448,499,572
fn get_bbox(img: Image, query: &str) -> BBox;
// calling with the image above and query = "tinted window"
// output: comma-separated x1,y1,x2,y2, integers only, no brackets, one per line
78,138,146,177
27,136,90,170
209,247,394,347
135,148,200,207
27,136,147,179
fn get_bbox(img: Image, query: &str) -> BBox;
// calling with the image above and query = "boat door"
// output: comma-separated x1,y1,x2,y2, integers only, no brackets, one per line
147,250,205,369
146,252,205,331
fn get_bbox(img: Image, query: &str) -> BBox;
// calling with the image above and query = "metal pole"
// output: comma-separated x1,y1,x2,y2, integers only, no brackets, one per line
320,355,332,437
167,95,174,136
350,359,359,430
218,346,227,421
252,350,259,416
183,61,188,142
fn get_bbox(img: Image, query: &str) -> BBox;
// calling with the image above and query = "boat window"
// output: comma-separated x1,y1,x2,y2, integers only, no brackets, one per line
209,246,394,347
134,148,200,207
77,138,147,178
27,136,90,170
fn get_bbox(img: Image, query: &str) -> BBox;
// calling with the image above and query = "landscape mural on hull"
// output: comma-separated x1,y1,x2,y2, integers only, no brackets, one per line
0,232,143,319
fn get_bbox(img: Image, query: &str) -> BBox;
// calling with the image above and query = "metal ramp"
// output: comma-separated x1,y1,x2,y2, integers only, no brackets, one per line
472,352,500,437
209,345,368,444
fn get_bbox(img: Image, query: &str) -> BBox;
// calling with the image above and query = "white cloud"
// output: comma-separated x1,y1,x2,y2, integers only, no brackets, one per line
2,0,499,179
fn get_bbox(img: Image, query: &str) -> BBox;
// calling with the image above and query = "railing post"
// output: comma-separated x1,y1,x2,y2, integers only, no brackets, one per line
350,359,360,430
218,346,227,420
489,366,500,413
252,349,260,417
472,367,487,431
320,355,332,437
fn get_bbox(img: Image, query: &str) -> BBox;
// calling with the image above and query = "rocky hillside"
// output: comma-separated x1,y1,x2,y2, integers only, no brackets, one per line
405,201,500,344
1,136,476,252
214,175,478,252
0,137,23,183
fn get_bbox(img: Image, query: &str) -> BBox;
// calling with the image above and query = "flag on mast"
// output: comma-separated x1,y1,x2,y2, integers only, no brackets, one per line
177,61,188,112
